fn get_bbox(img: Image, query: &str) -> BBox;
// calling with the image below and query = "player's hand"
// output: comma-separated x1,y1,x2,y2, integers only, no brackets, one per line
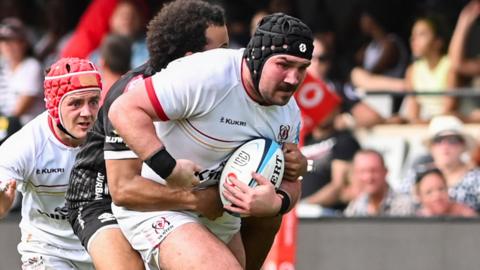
166,159,201,188
350,67,371,87
282,143,307,182
222,173,281,217
0,180,17,219
193,186,224,220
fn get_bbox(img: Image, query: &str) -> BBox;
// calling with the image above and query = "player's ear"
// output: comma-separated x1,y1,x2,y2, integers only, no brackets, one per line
184,51,193,56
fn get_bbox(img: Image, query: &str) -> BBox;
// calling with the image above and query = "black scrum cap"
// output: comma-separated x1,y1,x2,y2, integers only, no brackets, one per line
244,13,313,91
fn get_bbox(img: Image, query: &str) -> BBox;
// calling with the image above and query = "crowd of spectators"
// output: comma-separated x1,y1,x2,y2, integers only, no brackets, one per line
1,0,480,219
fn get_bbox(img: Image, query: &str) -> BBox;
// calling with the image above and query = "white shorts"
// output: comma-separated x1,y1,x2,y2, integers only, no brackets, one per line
111,203,240,266
18,240,93,270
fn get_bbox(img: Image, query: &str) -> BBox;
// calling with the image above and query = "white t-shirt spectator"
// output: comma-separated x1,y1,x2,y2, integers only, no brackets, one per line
0,57,44,125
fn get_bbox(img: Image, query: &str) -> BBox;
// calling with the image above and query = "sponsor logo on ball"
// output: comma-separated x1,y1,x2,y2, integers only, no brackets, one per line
233,150,250,166
270,154,283,185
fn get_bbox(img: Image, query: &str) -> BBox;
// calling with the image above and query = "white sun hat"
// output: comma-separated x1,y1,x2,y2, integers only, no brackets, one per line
424,115,476,149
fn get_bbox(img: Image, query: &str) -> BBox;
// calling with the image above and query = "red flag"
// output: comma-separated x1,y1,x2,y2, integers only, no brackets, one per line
294,73,341,144
262,211,298,270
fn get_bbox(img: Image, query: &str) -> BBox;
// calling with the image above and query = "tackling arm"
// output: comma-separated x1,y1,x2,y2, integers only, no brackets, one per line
106,158,223,220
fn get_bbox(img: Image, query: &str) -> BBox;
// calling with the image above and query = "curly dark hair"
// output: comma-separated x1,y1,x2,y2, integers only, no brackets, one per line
146,0,226,71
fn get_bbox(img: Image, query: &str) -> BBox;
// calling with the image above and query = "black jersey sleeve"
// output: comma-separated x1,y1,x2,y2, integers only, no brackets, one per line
66,64,149,209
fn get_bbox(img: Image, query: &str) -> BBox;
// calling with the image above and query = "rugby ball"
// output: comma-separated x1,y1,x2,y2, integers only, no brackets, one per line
219,138,285,207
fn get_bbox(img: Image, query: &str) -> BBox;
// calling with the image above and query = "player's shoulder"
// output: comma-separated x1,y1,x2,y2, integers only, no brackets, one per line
168,48,242,74
0,112,49,155
196,48,243,61
105,65,148,103
16,112,48,137
154,48,243,93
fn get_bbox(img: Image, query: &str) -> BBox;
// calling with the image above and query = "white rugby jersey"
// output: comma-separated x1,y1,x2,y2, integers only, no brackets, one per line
107,48,301,183
0,111,84,250
150,48,300,177
110,48,301,240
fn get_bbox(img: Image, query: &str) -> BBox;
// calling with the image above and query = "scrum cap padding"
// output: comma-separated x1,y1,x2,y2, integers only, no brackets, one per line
244,13,313,89
44,57,102,125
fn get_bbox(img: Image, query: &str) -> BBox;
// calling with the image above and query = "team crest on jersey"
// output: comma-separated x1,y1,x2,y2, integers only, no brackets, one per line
23,256,45,269
152,217,171,234
277,125,290,142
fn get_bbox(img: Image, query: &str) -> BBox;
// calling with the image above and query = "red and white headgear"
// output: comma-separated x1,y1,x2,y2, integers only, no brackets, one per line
44,57,102,128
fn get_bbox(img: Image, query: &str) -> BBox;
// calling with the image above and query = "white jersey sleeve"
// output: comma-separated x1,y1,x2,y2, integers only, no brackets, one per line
147,49,240,121
0,120,36,184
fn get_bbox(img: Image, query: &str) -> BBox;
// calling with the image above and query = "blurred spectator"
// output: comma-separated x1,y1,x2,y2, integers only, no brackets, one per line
415,167,477,217
448,0,480,122
62,0,149,69
34,0,75,67
60,0,118,59
0,53,19,145
344,149,416,217
352,2,409,84
90,0,148,69
0,18,43,142
400,115,480,212
403,15,455,124
307,33,383,128
449,0,480,81
350,1,409,117
249,10,268,37
300,107,361,215
98,33,132,103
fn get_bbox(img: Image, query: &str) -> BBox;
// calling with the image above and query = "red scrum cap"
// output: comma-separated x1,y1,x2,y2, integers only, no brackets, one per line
44,58,102,126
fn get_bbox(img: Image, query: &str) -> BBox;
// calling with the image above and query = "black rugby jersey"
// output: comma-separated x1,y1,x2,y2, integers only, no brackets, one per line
66,63,155,210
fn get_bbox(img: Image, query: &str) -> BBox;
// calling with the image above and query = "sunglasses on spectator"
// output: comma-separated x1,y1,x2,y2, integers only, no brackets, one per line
313,54,331,62
432,135,464,145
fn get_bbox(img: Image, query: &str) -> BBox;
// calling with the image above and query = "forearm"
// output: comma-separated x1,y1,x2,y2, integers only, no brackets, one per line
404,97,420,122
304,183,341,206
0,191,13,219
450,1,480,75
0,195,13,219
351,68,405,92
449,18,472,74
106,159,199,211
0,180,16,219
110,175,199,211
367,76,405,92
458,60,480,76
443,96,457,114
278,179,301,213
351,103,384,128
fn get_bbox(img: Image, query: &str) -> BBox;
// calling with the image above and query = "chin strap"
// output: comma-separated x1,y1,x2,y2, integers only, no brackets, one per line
57,123,78,140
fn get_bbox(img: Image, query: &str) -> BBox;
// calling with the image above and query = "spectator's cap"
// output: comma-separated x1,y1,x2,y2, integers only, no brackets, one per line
44,57,102,137
0,18,27,41
244,13,313,90
424,115,475,148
